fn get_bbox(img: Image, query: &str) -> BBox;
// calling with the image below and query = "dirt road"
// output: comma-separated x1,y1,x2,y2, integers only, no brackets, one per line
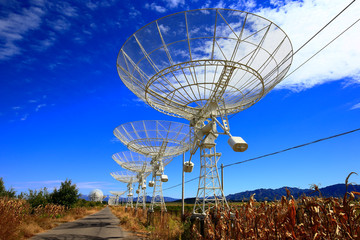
30,206,139,240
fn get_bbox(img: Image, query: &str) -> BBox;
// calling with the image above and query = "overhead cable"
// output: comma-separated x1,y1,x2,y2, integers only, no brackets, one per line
163,127,360,191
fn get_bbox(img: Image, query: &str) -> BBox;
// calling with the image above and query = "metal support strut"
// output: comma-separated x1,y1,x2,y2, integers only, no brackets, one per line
193,124,228,215
136,183,146,210
149,158,167,212
126,183,134,209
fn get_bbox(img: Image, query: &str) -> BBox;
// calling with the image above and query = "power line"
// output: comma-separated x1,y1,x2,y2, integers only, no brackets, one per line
163,127,360,191
164,2,359,192
291,0,356,56
283,17,360,80
223,127,360,168
229,0,357,120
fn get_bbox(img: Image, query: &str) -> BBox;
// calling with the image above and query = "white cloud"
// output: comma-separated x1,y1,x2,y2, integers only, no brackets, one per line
229,0,257,11
0,6,44,60
158,24,170,34
129,6,141,18
85,0,117,10
55,2,78,18
48,18,71,32
145,3,167,13
20,114,29,121
351,103,360,110
76,181,115,190
110,137,120,143
13,180,63,190
35,103,46,112
250,0,360,91
163,0,184,8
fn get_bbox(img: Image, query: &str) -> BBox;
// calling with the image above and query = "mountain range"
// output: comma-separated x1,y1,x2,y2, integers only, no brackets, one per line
80,183,360,203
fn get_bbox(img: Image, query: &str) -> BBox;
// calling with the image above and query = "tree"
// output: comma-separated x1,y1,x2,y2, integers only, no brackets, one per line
0,177,16,198
25,188,50,208
50,179,79,208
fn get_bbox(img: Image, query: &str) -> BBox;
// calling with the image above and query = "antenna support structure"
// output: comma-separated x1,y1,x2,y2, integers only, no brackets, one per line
113,122,190,212
116,8,293,215
110,171,138,209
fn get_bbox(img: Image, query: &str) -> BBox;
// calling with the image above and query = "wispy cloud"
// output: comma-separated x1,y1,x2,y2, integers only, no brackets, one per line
48,18,71,33
110,137,121,143
76,181,115,190
35,104,46,112
20,114,29,121
229,0,257,11
12,180,115,193
85,0,118,10
0,6,44,60
163,0,184,8
12,180,63,190
53,2,78,18
145,3,167,13
351,103,360,110
129,6,141,18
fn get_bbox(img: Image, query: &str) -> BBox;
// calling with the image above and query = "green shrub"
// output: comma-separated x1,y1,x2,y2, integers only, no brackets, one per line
50,179,79,208
0,177,16,198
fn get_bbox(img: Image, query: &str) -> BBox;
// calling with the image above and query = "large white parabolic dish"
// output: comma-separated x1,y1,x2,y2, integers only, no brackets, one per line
117,8,293,120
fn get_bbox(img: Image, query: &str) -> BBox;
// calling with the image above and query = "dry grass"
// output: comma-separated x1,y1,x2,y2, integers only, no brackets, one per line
0,198,104,240
190,173,360,239
110,206,184,239
0,198,28,240
111,173,360,240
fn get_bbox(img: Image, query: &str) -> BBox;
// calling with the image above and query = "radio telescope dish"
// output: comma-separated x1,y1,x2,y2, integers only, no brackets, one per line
117,8,292,120
113,151,175,212
109,191,126,205
114,121,191,212
112,151,173,171
112,154,151,210
109,190,126,196
116,8,293,215
114,120,191,157
110,171,138,208
89,189,104,202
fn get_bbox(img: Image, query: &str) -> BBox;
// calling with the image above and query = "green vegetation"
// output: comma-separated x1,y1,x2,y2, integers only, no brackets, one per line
0,177,16,198
50,179,80,208
0,177,104,240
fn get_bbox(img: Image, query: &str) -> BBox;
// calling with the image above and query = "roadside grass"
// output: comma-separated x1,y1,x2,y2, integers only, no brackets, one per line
0,197,104,240
110,206,185,239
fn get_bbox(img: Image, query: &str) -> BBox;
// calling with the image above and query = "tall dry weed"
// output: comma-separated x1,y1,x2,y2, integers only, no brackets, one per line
0,197,28,240
190,172,360,239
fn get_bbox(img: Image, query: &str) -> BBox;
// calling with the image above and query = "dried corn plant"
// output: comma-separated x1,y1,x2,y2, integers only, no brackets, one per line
190,172,360,240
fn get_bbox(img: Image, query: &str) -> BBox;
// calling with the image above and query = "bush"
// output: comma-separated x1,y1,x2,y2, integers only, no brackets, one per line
25,188,51,209
50,179,79,208
0,177,16,198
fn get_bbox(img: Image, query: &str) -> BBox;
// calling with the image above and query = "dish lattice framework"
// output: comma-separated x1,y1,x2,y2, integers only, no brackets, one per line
109,191,126,196
110,171,138,208
110,171,138,184
113,120,191,157
112,151,173,172
109,191,126,205
116,8,293,121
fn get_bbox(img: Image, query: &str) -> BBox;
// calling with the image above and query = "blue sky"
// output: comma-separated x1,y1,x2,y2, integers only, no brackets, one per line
0,0,360,198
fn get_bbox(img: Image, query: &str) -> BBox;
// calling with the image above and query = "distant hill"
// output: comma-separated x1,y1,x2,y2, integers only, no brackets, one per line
227,184,360,201
79,184,360,203
131,196,179,203
173,183,360,203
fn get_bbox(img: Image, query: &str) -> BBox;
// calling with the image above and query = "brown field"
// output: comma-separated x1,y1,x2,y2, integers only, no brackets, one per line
0,197,103,240
110,176,360,239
